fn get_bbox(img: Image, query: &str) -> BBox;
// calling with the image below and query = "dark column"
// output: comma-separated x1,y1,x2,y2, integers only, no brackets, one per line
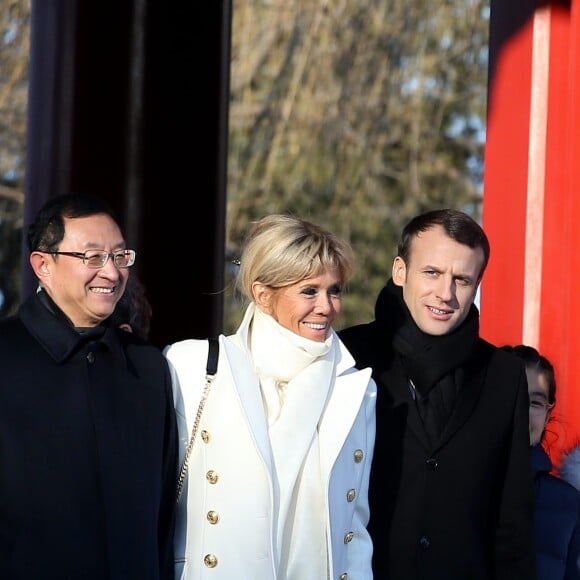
23,1,81,296
139,2,231,347
23,1,231,346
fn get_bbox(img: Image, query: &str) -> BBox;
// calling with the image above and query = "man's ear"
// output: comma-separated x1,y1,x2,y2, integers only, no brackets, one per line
29,252,51,279
252,282,272,313
392,256,407,287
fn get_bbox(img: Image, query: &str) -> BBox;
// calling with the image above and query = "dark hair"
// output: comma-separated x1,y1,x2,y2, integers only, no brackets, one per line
500,344,556,406
397,209,490,281
27,192,120,253
109,275,152,340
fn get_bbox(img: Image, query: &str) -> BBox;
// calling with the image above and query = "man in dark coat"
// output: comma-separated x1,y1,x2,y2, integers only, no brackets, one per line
0,193,177,579
339,209,535,579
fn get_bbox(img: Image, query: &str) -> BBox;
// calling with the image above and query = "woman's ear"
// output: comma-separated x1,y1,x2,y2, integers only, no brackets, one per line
392,256,407,286
252,282,272,313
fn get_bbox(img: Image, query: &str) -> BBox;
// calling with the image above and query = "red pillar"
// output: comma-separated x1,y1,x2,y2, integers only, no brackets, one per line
482,0,580,462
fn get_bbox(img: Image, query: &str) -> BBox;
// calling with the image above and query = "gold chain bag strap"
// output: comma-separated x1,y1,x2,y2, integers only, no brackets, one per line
175,337,219,504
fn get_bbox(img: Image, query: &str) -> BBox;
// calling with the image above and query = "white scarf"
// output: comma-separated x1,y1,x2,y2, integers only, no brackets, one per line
249,305,337,579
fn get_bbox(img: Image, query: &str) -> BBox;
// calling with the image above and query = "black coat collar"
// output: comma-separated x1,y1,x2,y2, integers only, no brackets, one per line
19,290,127,366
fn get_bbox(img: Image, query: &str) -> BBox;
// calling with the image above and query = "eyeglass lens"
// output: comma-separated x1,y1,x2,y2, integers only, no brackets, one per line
85,250,135,268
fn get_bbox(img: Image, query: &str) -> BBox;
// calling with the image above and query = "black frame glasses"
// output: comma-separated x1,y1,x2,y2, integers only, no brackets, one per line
50,249,136,269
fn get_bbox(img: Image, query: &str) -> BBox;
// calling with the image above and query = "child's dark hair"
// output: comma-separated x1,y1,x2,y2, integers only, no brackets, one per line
110,276,152,340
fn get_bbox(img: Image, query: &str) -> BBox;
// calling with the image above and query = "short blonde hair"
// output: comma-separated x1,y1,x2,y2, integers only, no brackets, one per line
236,214,354,302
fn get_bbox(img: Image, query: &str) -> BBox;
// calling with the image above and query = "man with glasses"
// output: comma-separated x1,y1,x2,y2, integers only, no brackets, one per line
0,193,177,579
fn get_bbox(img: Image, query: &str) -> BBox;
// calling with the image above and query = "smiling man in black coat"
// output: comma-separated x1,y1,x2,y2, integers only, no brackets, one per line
0,193,177,579
339,209,535,579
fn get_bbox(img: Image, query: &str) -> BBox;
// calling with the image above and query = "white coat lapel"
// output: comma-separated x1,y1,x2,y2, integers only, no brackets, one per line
318,347,372,475
220,338,273,470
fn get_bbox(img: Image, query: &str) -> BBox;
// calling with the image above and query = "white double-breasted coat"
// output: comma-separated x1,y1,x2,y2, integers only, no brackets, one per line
164,321,376,580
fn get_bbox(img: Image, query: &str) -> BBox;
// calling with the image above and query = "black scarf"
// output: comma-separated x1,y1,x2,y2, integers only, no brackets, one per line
375,279,480,442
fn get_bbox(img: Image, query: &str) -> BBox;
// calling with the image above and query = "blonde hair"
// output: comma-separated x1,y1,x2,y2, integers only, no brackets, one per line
236,214,354,302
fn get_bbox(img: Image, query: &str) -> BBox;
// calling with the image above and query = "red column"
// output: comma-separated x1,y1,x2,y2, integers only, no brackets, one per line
482,0,580,463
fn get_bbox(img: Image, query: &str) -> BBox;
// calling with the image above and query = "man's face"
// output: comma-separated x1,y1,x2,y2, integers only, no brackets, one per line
392,225,484,336
32,214,129,327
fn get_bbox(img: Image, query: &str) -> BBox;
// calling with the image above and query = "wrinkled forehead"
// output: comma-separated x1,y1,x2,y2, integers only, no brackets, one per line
409,228,486,276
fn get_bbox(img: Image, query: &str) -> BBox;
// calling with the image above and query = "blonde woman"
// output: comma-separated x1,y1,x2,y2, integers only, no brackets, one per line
164,214,376,580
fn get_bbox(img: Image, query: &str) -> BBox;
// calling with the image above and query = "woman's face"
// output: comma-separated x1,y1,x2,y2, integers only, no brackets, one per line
254,267,343,342
527,366,552,446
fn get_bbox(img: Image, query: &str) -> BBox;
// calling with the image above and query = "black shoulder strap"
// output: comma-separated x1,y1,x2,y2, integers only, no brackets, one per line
206,337,219,376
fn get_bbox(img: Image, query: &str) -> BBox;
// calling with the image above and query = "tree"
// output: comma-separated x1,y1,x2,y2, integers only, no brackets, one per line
0,0,29,317
226,0,489,331
0,0,489,329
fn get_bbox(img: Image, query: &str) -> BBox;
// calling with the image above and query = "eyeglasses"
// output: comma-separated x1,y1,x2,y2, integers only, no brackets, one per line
50,249,136,269
529,398,554,415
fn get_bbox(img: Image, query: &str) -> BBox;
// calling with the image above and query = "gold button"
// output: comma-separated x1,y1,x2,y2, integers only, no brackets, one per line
204,554,218,568
206,470,219,484
339,574,348,580
344,531,354,544
207,510,219,524
201,430,210,443
353,449,364,463
346,489,356,502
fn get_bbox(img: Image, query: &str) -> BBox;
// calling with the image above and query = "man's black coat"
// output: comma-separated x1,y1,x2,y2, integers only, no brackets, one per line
339,285,535,579
0,291,178,579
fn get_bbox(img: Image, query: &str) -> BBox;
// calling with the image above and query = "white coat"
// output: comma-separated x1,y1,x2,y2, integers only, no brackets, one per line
164,320,376,580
